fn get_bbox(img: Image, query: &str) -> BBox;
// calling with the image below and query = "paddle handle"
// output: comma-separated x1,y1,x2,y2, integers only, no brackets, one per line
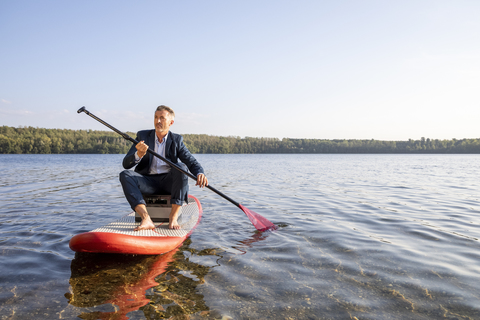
77,106,241,207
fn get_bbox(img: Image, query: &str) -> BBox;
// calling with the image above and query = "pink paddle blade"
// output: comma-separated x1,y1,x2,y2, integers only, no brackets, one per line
239,204,277,231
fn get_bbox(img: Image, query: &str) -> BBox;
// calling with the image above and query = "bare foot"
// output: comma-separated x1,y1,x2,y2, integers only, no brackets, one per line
168,219,180,230
169,204,182,230
134,217,155,231
134,204,155,231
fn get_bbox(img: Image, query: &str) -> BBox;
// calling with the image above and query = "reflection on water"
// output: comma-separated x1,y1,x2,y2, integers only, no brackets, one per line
67,249,178,319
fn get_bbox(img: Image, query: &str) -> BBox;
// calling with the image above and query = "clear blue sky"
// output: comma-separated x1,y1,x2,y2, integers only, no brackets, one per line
1,0,479,140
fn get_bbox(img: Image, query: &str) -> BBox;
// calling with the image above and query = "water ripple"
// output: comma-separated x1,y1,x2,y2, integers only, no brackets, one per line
1,154,480,319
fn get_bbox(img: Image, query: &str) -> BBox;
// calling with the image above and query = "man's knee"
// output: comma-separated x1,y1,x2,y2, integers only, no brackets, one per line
119,169,133,183
172,164,189,182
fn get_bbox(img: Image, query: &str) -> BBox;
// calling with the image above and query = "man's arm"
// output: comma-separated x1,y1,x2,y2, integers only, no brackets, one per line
177,141,208,187
123,142,138,169
176,136,204,176
122,132,149,169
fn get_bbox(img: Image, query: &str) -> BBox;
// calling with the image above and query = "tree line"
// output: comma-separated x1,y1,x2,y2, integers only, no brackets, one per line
0,126,133,154
1,126,480,154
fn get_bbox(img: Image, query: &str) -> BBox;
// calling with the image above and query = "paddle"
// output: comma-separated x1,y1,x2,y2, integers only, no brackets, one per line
77,107,277,231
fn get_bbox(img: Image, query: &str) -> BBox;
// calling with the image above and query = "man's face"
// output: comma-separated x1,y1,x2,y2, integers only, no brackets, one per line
154,110,174,135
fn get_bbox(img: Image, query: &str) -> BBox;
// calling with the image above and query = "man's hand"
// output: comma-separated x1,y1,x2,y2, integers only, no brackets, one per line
135,141,149,158
196,173,208,188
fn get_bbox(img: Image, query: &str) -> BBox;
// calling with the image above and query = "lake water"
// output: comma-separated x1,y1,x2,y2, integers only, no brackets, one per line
1,154,480,319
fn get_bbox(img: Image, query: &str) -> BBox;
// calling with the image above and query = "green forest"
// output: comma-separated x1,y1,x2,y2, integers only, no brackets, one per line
1,126,480,154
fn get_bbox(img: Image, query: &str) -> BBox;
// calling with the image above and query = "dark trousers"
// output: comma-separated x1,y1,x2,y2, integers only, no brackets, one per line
119,164,189,210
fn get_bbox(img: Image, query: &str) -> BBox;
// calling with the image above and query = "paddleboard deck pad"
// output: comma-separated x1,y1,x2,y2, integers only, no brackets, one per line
69,195,202,255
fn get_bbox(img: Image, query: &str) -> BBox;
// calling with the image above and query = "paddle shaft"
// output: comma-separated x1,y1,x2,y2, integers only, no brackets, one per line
77,107,241,207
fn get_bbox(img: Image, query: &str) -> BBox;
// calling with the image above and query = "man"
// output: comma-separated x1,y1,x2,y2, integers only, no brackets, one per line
119,105,208,231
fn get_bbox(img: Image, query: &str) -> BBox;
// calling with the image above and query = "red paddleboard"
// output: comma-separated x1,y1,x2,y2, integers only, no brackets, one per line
69,195,202,255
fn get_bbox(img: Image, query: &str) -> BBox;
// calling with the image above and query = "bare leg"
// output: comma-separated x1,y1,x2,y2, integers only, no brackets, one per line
134,204,156,231
169,204,182,230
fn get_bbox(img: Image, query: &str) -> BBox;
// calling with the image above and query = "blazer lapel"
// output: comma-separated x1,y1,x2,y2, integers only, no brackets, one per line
165,131,172,160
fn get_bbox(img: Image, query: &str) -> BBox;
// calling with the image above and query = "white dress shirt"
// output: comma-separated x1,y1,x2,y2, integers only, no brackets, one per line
134,132,171,175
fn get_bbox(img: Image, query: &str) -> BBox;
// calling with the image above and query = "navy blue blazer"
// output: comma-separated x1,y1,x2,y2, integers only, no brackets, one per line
122,130,204,177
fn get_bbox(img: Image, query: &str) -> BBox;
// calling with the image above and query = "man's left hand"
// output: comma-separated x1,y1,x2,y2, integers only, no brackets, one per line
196,174,208,188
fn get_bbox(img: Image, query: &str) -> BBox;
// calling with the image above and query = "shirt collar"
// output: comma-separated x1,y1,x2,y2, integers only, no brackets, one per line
155,131,169,144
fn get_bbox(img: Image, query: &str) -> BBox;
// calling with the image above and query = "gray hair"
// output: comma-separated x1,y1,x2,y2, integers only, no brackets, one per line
156,105,175,120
